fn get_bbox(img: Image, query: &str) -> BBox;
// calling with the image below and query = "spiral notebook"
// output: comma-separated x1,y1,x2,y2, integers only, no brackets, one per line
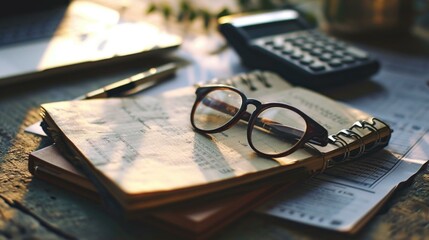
32,70,392,231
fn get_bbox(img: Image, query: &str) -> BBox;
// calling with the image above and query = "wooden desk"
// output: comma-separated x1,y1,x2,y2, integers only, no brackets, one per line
1,8,429,240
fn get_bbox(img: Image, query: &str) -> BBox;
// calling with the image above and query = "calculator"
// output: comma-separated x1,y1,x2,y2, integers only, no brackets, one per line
218,9,380,88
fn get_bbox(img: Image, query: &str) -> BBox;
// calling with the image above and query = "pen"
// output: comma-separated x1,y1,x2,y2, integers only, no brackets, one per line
80,62,178,99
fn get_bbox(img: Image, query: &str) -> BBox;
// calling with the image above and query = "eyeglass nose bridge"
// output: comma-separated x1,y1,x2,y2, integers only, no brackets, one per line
245,98,262,108
238,98,263,123
211,97,264,135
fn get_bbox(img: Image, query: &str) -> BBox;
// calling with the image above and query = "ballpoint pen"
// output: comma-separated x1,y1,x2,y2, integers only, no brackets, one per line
80,62,178,99
25,62,178,136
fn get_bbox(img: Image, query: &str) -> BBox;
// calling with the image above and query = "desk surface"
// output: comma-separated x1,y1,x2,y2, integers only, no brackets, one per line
1,4,429,240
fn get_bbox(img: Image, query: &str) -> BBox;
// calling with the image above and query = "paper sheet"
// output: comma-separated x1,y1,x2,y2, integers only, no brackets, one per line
257,49,429,232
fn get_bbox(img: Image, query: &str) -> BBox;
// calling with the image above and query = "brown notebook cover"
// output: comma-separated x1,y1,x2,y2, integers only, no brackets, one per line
28,145,292,239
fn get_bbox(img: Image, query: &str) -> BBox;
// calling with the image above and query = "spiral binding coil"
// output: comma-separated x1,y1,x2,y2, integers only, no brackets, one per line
327,118,392,167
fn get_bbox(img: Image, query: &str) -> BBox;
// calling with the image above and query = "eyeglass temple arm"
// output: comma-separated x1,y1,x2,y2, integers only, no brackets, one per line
261,121,327,146
202,97,327,146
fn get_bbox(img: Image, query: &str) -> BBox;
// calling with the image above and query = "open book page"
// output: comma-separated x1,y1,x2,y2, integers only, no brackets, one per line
40,72,384,208
225,71,370,134
259,88,370,134
42,87,279,197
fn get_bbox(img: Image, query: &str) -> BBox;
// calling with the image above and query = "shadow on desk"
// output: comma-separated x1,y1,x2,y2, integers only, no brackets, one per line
319,78,384,102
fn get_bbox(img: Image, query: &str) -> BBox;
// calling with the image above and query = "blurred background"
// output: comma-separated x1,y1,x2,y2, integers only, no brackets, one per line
103,0,429,33
97,0,429,54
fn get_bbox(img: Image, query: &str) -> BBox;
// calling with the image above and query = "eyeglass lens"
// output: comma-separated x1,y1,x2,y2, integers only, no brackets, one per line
250,107,307,155
193,88,242,131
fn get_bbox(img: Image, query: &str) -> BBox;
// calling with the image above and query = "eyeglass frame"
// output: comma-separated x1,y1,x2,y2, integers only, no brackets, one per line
190,85,329,158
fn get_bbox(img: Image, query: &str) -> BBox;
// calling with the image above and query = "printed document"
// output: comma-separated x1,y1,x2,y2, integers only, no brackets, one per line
257,50,429,233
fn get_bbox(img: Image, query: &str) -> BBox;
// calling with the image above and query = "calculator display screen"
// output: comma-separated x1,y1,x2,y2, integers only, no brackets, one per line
241,21,303,39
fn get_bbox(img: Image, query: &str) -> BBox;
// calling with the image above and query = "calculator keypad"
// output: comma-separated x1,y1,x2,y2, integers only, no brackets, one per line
252,30,370,73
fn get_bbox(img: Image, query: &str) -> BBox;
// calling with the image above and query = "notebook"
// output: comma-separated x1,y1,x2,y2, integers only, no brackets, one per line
28,144,295,239
37,70,392,218
0,0,182,86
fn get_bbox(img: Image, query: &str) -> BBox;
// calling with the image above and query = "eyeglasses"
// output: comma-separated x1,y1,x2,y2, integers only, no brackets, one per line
190,85,329,158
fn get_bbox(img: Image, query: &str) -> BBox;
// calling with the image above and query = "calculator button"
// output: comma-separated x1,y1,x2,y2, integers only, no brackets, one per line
301,43,314,51
281,47,294,55
309,62,326,71
283,42,294,48
305,39,317,45
272,44,283,50
283,36,295,42
300,56,314,65
320,53,333,61
328,59,343,67
323,45,336,52
291,51,303,59
264,40,274,45
292,39,306,46
310,48,324,56
332,50,346,58
273,37,286,46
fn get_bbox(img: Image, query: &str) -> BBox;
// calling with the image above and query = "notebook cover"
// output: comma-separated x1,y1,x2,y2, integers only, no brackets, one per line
28,145,292,239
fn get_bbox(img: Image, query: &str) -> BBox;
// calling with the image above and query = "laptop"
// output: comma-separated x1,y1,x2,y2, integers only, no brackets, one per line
0,0,182,86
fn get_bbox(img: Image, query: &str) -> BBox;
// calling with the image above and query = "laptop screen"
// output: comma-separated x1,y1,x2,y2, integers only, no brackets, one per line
0,0,182,87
